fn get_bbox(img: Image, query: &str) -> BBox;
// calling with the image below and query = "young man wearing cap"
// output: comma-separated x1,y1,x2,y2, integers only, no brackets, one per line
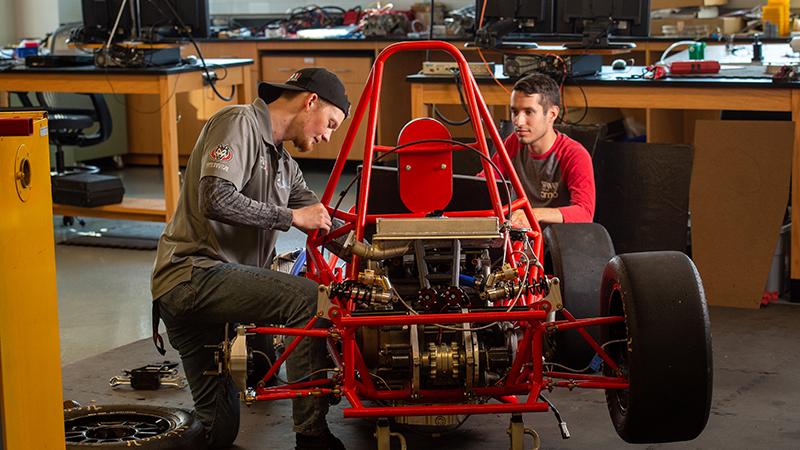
151,68,350,449
480,73,595,226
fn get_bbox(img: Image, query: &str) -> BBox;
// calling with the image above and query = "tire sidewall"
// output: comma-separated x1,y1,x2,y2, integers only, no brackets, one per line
544,223,615,368
600,252,713,444
64,404,206,450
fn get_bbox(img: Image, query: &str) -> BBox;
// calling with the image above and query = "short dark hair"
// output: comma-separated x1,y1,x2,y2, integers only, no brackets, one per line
282,90,334,109
512,73,560,110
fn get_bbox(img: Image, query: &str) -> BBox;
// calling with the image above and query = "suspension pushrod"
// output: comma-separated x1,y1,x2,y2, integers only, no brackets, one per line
336,310,545,327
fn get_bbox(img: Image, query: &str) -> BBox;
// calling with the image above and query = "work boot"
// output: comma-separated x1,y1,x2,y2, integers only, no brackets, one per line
295,429,346,450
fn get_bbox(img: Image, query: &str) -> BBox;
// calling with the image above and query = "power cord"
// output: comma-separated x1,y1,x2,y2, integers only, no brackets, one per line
432,69,471,126
559,82,589,126
150,0,235,102
539,393,570,439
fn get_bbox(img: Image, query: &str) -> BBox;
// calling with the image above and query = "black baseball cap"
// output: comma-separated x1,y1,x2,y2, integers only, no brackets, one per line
259,68,351,118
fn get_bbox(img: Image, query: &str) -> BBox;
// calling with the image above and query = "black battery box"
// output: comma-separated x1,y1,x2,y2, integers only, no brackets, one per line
52,173,125,207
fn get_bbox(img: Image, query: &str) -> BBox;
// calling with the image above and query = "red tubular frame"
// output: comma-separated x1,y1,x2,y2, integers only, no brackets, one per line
247,41,628,419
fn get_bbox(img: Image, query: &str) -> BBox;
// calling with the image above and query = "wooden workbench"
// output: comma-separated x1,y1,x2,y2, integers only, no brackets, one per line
150,37,767,164
0,58,253,222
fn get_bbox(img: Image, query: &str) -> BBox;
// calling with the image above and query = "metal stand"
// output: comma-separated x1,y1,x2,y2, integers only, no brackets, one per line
508,414,541,450
375,418,407,450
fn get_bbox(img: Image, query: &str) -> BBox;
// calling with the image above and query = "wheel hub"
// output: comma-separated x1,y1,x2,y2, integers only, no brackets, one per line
85,425,137,440
65,413,171,443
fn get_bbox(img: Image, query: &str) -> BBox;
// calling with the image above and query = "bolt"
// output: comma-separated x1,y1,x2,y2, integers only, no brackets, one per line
440,163,447,170
405,165,412,171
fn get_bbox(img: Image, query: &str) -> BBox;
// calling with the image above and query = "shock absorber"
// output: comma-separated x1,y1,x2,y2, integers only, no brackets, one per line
329,280,372,305
480,276,550,303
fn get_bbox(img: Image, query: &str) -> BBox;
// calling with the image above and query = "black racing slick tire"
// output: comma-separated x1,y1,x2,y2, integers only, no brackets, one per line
600,251,712,443
543,223,615,370
65,404,206,449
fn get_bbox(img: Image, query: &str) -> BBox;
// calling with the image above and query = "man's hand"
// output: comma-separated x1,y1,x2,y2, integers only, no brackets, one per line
510,209,531,228
292,203,332,233
533,207,564,225
509,208,564,228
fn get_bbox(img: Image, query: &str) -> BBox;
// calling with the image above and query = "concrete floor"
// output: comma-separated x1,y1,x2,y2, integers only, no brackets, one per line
57,163,800,449
62,304,800,449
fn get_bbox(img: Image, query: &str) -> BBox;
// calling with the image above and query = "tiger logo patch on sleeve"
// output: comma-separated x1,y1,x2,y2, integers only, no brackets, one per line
210,144,234,161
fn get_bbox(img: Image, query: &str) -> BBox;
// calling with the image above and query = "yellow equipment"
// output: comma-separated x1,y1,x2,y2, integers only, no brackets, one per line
763,0,790,36
0,110,65,449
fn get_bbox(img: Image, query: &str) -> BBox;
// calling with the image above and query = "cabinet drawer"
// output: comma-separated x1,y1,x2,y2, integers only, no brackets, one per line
261,56,316,82
262,55,373,84
314,56,372,83
196,42,257,59
201,86,238,120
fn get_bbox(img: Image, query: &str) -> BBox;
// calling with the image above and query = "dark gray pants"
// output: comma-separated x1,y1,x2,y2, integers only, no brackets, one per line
157,263,330,449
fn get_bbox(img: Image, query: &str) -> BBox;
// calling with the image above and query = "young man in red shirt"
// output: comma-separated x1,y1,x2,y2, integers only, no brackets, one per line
481,73,595,226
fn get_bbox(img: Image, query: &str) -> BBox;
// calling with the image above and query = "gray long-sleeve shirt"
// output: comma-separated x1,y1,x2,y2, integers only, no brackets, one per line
151,98,318,301
199,175,294,230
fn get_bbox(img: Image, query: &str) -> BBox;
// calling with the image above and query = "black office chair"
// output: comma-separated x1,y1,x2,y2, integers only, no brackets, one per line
496,120,608,157
14,92,112,175
554,122,608,158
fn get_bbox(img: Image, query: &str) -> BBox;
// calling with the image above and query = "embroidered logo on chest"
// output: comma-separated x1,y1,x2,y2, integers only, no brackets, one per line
210,144,234,161
540,181,560,199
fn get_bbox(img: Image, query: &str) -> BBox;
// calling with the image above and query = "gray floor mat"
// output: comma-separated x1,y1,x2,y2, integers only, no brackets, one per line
59,223,163,250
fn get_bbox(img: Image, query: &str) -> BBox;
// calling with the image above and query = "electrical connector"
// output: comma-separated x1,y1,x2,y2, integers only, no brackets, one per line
202,70,217,85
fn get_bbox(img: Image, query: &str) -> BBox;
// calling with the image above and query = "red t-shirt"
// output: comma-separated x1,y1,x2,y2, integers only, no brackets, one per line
480,132,595,223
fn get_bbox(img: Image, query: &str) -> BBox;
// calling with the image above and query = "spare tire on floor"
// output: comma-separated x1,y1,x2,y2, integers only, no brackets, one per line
600,251,712,443
64,404,205,449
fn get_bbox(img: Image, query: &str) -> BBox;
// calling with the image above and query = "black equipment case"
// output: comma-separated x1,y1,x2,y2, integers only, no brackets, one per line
52,173,125,207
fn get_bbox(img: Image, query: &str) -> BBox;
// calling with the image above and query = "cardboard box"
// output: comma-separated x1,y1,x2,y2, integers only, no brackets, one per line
691,120,793,308
651,17,745,36
652,0,727,9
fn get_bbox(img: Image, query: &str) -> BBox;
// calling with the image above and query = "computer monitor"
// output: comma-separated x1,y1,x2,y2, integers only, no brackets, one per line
81,0,135,39
139,0,210,39
474,0,555,48
81,0,210,41
555,0,650,49
476,0,554,32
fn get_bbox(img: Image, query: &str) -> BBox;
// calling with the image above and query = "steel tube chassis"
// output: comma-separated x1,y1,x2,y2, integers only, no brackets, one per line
245,40,629,420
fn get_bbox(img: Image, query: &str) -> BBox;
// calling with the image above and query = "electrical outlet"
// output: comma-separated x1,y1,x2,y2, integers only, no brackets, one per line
202,70,218,85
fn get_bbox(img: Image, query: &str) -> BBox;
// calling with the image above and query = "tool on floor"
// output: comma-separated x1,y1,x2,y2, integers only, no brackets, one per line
109,361,187,390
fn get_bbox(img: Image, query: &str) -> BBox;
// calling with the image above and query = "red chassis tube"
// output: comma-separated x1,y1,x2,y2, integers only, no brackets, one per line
246,41,628,418
304,40,544,286
247,311,629,416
